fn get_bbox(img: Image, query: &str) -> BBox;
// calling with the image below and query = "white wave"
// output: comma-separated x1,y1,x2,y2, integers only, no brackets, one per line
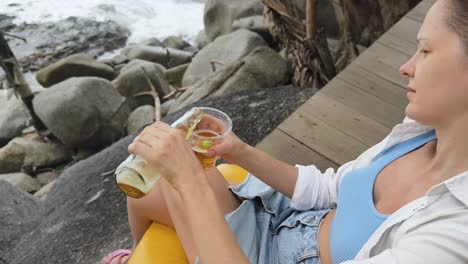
0,0,205,45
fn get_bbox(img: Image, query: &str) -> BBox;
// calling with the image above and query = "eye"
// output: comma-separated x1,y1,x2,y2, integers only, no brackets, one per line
418,49,430,55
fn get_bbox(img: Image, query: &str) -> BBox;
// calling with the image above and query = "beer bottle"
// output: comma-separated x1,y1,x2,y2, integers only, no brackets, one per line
115,108,203,198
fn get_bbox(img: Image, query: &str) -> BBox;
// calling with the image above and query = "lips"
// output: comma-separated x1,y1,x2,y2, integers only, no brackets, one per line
407,87,416,93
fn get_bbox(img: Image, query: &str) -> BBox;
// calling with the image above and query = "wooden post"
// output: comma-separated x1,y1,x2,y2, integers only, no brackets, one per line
0,33,54,140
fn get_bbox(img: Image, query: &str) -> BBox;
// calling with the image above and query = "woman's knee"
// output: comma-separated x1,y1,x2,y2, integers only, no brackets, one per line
126,183,174,227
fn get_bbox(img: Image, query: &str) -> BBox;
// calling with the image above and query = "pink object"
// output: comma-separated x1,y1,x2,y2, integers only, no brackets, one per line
103,249,132,264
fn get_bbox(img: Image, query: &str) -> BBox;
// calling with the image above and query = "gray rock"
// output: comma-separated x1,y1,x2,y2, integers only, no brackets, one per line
141,37,164,47
74,148,100,162
120,59,166,73
0,181,42,262
34,180,56,199
182,29,267,86
33,77,130,148
111,54,129,66
36,171,60,186
0,137,73,174
126,105,156,135
161,99,175,116
2,85,316,264
165,63,189,87
0,172,41,193
171,46,290,113
36,54,115,87
195,29,210,49
0,90,30,147
232,15,273,44
162,36,195,52
122,45,193,68
204,0,264,41
112,59,171,107
5,17,130,72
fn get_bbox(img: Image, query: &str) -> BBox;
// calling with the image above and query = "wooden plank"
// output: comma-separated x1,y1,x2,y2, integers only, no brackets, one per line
377,32,417,57
279,107,369,165
256,129,339,170
301,93,391,147
337,65,408,110
407,0,434,22
357,42,411,70
320,78,406,128
353,42,409,87
388,16,422,44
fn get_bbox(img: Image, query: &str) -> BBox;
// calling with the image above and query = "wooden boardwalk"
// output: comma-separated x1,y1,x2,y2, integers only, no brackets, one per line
256,0,434,170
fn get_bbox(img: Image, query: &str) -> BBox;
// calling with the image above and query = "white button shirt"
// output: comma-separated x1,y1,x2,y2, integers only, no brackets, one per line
290,117,468,263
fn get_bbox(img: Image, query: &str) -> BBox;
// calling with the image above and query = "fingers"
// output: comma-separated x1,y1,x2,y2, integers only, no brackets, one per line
197,115,226,135
128,141,153,160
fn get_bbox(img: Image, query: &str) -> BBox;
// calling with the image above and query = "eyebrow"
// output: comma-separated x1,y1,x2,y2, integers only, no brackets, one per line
416,37,430,44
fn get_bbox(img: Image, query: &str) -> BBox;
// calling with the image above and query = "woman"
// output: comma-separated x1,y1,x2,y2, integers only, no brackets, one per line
106,0,468,263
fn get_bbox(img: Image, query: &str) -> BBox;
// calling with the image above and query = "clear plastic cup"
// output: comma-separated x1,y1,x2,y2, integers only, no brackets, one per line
189,107,232,170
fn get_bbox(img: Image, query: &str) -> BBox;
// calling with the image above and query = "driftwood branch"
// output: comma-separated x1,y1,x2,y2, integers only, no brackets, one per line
0,32,27,43
134,66,162,121
0,32,54,140
209,60,225,72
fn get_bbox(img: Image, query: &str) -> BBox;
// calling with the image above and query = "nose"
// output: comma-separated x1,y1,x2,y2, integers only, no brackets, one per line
399,55,416,78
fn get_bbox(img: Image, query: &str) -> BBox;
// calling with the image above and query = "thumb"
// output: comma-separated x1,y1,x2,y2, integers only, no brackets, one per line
206,144,224,158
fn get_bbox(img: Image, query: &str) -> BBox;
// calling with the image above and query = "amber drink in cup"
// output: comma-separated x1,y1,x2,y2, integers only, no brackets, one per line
190,107,232,170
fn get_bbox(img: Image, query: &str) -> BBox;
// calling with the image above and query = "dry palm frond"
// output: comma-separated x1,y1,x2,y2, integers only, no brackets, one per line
262,0,336,88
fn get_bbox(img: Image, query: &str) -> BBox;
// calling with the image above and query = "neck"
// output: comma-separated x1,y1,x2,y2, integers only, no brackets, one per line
425,115,468,181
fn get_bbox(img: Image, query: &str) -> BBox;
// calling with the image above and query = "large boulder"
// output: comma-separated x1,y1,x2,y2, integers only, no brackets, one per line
182,29,267,86
0,137,73,174
0,181,42,262
2,85,317,264
165,63,190,88
170,46,290,113
36,54,115,87
194,29,210,50
0,90,30,147
126,105,156,135
33,77,131,148
112,59,171,107
204,0,264,41
122,45,193,68
232,15,273,45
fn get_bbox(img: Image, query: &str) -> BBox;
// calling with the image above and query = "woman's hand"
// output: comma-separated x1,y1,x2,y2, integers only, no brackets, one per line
195,114,248,164
128,121,205,190
206,132,247,164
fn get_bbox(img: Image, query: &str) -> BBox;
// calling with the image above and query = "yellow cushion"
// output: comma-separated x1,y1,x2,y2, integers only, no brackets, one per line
128,164,249,264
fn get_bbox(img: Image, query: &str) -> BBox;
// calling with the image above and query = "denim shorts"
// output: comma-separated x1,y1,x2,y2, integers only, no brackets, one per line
196,174,331,264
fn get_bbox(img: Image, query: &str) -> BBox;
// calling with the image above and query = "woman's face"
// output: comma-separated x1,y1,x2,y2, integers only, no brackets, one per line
400,0,468,127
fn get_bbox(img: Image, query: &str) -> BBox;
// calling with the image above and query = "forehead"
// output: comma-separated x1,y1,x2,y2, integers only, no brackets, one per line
418,1,447,38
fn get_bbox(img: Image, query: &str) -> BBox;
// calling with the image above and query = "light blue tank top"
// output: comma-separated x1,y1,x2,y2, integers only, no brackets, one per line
329,130,437,263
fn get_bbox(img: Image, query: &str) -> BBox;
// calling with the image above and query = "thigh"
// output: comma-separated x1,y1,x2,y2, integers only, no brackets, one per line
128,167,242,227
127,168,243,263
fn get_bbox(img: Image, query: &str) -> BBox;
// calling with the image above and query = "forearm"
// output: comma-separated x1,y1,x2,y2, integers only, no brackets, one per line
178,179,250,264
234,144,298,198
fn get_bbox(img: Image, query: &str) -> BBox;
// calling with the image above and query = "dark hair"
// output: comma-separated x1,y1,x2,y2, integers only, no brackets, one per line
445,0,468,54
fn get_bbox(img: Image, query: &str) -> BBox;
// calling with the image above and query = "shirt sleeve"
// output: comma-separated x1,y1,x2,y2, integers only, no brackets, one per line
289,160,356,210
342,210,468,264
